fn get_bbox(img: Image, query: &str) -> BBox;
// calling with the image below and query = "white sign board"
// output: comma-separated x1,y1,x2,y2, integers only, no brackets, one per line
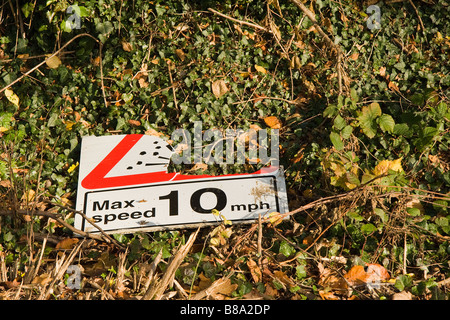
75,134,289,234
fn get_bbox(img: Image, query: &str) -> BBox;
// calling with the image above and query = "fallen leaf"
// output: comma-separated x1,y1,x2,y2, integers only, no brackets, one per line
56,238,79,250
5,279,20,289
255,64,267,74
379,66,386,77
388,81,400,93
344,263,390,287
21,189,35,202
373,158,403,176
145,128,164,137
5,88,20,107
128,119,141,127
391,290,413,300
138,78,149,88
247,259,262,283
269,20,281,41
92,56,101,66
274,270,294,287
189,163,208,172
122,41,133,52
211,80,228,98
349,52,359,60
264,116,282,129
175,49,186,61
45,55,62,69
319,289,341,300
266,211,283,226
32,273,52,286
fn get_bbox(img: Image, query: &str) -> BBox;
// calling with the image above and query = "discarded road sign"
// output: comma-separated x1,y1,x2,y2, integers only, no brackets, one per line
75,134,289,234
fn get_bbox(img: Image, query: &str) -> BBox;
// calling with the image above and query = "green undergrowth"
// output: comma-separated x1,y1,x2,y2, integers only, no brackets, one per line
0,0,449,300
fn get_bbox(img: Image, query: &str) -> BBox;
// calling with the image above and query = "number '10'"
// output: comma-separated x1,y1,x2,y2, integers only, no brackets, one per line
159,188,227,216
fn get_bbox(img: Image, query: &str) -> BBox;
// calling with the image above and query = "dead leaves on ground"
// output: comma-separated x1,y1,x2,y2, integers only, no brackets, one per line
318,262,391,300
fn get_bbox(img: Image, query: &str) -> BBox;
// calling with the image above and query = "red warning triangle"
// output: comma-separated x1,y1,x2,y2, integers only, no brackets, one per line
81,134,278,189
81,134,177,189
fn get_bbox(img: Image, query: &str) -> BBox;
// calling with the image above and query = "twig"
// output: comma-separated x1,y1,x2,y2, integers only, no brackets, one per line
288,0,347,94
288,0,337,51
257,213,263,268
42,199,125,249
407,0,425,33
208,8,270,33
167,60,178,112
99,41,108,108
0,33,99,95
0,208,123,247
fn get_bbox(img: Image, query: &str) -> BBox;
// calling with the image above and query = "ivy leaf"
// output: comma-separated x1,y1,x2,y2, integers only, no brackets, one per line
361,223,377,234
330,131,344,150
357,103,382,138
374,208,388,223
378,114,395,133
4,89,19,107
279,240,295,258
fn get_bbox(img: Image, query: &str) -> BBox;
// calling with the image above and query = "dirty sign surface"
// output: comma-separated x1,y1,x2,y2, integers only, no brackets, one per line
75,135,289,234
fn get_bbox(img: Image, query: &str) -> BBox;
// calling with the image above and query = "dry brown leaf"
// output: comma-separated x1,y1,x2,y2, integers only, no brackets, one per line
391,290,413,300
32,273,52,286
211,80,228,98
189,163,208,172
55,238,79,250
122,41,133,52
318,262,348,290
264,116,282,129
128,120,141,127
379,66,387,78
319,289,341,300
269,20,281,41
388,81,400,93
344,263,390,287
175,49,186,61
247,259,262,283
138,78,149,88
274,270,294,287
20,189,35,202
349,52,359,61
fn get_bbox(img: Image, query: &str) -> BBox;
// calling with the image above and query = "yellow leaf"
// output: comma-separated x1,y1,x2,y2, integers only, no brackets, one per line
373,158,403,176
65,121,75,131
0,127,9,132
211,79,228,98
267,211,283,226
21,189,35,202
68,162,79,174
264,116,282,129
45,55,62,69
255,64,267,74
5,88,20,107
